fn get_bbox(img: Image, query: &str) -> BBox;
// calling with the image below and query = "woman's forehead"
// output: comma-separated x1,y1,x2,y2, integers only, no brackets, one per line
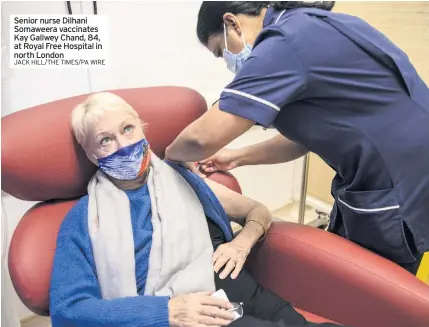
89,110,137,132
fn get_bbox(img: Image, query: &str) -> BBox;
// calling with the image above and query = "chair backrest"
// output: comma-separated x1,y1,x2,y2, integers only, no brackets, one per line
2,86,208,201
1,87,241,315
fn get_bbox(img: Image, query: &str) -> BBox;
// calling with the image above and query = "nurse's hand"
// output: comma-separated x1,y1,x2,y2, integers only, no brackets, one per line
199,148,241,173
213,240,250,280
167,160,207,179
182,162,208,179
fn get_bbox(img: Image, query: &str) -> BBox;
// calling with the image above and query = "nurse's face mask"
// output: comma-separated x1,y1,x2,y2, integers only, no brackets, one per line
223,23,252,74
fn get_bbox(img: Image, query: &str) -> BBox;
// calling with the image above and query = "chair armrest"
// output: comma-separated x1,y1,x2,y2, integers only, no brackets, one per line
8,200,76,315
207,171,242,194
246,222,429,327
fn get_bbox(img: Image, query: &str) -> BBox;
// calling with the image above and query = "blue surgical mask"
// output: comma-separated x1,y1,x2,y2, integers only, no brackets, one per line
223,24,252,74
97,138,151,180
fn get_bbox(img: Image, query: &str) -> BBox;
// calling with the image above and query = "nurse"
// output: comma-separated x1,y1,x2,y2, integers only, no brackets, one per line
165,1,429,275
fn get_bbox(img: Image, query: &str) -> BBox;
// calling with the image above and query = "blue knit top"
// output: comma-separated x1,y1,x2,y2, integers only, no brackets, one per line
49,164,233,327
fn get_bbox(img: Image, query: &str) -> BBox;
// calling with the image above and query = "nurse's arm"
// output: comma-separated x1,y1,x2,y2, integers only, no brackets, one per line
165,102,254,162
234,134,308,166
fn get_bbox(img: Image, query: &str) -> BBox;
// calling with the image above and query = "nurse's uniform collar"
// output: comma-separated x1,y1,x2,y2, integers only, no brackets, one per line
263,6,287,27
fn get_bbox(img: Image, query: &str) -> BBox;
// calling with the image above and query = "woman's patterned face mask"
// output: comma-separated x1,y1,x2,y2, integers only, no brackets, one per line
97,138,151,180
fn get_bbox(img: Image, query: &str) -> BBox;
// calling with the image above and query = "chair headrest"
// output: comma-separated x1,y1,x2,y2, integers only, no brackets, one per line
1,87,207,201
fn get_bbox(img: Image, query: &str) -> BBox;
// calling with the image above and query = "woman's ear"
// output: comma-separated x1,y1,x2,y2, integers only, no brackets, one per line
140,119,148,134
223,13,243,36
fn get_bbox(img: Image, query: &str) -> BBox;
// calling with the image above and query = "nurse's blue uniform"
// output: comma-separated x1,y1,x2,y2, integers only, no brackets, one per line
219,7,429,268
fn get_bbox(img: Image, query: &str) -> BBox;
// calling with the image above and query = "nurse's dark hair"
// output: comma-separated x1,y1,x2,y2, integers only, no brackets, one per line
197,1,335,45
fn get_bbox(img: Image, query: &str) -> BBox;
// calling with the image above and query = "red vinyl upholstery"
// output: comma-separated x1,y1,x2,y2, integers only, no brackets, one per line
2,87,428,327
1,87,209,201
247,223,429,327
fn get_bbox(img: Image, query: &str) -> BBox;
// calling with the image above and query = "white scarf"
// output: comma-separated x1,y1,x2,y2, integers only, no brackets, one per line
87,154,216,299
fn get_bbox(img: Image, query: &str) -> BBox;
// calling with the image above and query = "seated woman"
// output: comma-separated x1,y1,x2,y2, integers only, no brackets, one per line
49,92,345,327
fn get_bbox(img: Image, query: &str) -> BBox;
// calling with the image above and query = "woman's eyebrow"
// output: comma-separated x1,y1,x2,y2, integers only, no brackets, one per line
95,131,109,138
120,118,135,126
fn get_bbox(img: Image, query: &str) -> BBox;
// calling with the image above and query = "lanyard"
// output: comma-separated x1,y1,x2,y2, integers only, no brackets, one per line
66,1,98,15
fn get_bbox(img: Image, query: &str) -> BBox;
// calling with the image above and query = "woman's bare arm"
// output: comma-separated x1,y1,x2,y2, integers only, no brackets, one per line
205,178,272,249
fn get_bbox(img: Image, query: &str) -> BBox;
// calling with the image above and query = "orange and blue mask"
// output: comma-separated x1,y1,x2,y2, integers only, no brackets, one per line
97,138,151,180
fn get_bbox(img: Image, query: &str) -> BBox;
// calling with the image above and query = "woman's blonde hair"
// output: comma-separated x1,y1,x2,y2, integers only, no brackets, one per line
71,92,144,147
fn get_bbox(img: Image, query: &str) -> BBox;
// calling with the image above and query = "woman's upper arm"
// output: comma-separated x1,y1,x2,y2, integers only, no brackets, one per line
205,178,260,224
50,204,102,310
219,27,307,128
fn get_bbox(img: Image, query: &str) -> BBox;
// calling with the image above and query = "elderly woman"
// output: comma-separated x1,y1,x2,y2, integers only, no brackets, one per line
49,92,345,327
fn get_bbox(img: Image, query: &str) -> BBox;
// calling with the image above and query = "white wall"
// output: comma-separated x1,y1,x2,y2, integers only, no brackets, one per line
1,1,301,320
1,195,38,322
1,1,91,116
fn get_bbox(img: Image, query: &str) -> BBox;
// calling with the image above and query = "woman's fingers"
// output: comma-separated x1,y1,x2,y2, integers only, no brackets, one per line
213,253,230,273
198,315,232,326
212,246,225,263
197,290,215,296
219,259,236,280
200,296,233,310
199,305,235,320
230,260,244,280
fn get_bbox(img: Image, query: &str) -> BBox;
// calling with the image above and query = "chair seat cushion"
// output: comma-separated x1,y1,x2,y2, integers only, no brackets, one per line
296,308,339,324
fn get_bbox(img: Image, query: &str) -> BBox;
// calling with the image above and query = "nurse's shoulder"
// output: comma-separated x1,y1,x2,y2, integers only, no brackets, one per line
268,9,339,47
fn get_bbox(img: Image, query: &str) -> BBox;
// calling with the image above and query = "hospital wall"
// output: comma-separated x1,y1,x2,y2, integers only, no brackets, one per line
305,1,429,212
1,1,300,321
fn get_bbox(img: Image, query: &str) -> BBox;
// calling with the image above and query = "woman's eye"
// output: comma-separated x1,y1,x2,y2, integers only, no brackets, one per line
100,137,111,146
124,125,134,133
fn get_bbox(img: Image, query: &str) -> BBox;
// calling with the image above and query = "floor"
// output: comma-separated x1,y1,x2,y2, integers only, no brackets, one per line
271,201,320,224
21,316,50,327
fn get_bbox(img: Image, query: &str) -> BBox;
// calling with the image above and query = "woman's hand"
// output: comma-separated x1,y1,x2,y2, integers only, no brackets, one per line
199,148,241,173
213,240,250,280
168,291,234,327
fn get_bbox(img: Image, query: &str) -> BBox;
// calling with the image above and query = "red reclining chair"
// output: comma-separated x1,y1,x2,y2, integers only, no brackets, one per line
2,87,429,327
